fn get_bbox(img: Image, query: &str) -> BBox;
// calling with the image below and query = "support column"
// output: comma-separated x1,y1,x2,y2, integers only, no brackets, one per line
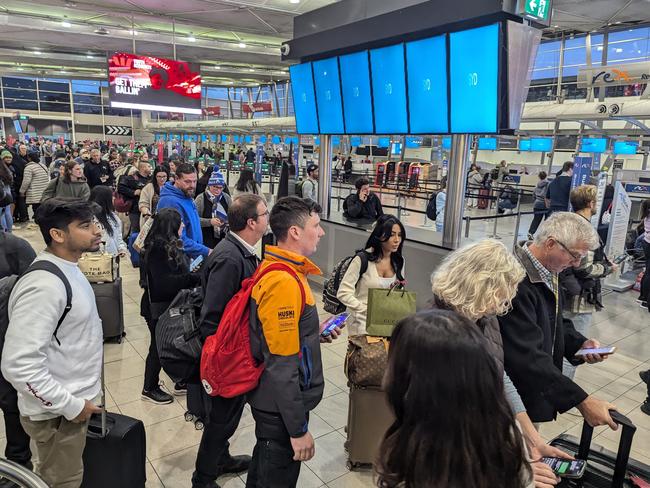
442,134,471,249
318,134,332,219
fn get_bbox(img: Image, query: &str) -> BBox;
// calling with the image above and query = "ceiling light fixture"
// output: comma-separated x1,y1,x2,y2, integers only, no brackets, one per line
86,54,95,59
249,68,255,72
62,19,72,28
129,29,138,36
238,42,246,48
34,50,42,55
290,0,300,3
213,66,221,69
188,34,196,42
16,66,24,71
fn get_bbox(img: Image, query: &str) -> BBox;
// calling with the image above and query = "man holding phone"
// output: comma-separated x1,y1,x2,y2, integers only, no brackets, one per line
499,212,618,431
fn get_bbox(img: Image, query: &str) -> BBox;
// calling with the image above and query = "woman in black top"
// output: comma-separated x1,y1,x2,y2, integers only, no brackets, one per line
140,208,201,404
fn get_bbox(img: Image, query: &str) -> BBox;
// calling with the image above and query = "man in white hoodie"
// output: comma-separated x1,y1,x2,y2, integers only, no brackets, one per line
1,197,104,488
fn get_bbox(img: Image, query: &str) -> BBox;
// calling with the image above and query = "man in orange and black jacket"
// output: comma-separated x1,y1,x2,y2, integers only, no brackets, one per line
246,196,337,488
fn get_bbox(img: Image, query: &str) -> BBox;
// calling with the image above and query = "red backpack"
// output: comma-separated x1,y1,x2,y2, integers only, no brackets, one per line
200,262,305,398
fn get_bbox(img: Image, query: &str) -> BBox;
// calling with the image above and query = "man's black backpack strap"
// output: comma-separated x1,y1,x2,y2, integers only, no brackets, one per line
22,261,72,346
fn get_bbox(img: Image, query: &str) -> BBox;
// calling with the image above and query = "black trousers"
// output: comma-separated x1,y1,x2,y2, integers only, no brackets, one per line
528,207,550,236
128,211,140,236
13,194,28,222
640,240,650,306
143,317,161,392
245,409,303,488
0,376,32,467
191,394,246,487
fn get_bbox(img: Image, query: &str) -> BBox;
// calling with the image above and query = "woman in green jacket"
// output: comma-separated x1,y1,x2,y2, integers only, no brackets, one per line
40,159,90,202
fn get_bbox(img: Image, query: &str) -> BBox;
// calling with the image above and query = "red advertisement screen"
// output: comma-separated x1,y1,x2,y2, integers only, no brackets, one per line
108,53,202,114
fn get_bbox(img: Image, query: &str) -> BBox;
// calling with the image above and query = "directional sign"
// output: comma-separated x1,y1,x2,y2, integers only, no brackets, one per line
104,125,132,136
522,0,552,25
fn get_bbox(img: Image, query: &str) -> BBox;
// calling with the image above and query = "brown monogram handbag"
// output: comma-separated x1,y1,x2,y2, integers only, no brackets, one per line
344,335,389,387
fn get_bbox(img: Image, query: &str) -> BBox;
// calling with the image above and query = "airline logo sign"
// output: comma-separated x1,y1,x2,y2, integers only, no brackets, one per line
105,125,132,136
522,0,552,24
578,62,650,88
624,183,650,195
243,101,273,114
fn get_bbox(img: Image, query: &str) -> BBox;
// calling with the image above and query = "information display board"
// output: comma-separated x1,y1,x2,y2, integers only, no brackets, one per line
339,51,374,134
613,141,638,155
370,44,409,134
449,23,499,133
405,35,448,134
478,137,497,150
529,137,553,152
313,57,345,134
519,139,531,151
289,62,319,134
108,53,201,114
580,138,607,153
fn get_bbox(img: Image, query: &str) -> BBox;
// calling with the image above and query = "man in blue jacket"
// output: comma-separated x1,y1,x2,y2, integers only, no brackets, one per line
157,162,210,259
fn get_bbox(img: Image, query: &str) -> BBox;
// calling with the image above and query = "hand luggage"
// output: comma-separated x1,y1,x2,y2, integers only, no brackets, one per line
345,384,394,470
366,285,417,338
79,251,117,283
549,410,650,487
81,360,146,488
184,382,211,431
478,188,490,209
344,336,389,387
91,276,125,343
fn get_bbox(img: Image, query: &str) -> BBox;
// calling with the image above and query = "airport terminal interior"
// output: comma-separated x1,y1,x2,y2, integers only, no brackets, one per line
1,0,650,487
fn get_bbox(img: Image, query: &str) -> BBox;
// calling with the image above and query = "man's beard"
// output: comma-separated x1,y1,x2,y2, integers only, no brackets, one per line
182,188,195,198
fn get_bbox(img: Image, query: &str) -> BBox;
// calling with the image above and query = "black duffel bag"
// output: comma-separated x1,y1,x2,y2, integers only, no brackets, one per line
155,287,203,384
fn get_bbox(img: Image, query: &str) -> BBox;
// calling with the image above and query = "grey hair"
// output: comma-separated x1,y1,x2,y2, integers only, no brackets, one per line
534,211,599,250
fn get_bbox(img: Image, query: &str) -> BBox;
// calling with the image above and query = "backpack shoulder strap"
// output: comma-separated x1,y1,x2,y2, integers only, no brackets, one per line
355,251,369,280
254,262,306,315
22,261,72,346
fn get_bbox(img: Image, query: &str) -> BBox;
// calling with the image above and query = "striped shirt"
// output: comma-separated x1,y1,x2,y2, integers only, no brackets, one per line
523,243,554,291
19,162,51,204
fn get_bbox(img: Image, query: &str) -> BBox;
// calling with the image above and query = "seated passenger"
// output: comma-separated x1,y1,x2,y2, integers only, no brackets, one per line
343,177,384,222
337,214,405,337
376,310,543,488
499,213,617,429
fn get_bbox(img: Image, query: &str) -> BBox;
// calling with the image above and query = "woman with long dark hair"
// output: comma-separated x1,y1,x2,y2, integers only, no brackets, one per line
138,165,169,228
337,214,406,336
89,185,126,257
233,169,266,202
377,310,534,488
638,198,650,310
140,208,200,404
40,159,90,201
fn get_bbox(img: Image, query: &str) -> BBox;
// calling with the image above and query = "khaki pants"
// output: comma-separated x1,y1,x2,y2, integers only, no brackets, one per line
20,415,89,488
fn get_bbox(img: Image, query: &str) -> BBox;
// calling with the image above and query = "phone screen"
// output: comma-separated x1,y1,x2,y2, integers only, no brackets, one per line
542,458,586,478
575,347,616,356
321,312,350,337
190,255,204,272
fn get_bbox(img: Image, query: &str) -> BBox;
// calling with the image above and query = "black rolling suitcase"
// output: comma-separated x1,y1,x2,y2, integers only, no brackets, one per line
550,410,650,487
91,276,125,343
81,365,146,487
184,382,211,431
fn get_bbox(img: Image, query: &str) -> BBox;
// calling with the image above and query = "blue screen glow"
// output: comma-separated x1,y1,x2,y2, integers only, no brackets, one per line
614,141,638,154
313,57,345,134
289,63,319,134
530,138,553,152
339,51,374,134
350,136,362,146
244,135,252,144
370,44,409,134
406,35,448,134
378,137,390,148
478,137,497,150
450,23,499,133
406,137,422,148
519,140,531,151
332,136,341,146
442,137,452,149
314,137,320,146
272,136,281,145
580,138,607,153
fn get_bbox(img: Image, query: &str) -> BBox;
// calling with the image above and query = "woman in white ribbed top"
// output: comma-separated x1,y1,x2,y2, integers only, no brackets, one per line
336,214,406,337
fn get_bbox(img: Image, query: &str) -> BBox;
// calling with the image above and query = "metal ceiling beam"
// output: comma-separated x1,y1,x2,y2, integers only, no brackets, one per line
610,116,650,134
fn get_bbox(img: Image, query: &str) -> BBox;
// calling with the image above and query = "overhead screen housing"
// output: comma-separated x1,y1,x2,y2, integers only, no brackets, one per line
108,53,202,114
289,20,540,135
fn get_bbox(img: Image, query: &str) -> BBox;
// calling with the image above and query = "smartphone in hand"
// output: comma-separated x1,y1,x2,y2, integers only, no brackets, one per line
575,346,616,357
320,312,349,338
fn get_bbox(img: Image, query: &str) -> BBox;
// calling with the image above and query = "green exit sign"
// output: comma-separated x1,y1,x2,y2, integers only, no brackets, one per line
522,0,552,24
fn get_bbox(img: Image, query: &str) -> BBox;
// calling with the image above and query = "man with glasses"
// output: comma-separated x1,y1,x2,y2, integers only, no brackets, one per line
499,212,618,430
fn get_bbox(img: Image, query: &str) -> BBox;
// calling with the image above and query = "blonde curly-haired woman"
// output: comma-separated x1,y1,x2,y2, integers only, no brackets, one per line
430,239,568,488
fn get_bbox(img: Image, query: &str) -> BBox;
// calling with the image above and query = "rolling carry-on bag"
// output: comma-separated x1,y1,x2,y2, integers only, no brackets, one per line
91,276,125,343
81,363,146,488
549,410,650,487
478,188,490,209
345,384,394,470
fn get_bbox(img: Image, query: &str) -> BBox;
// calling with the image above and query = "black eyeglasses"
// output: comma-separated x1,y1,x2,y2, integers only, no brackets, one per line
253,210,270,219
554,239,585,262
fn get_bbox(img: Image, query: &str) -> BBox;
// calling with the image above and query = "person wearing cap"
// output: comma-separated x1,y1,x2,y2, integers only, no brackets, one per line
195,171,232,249
302,163,319,202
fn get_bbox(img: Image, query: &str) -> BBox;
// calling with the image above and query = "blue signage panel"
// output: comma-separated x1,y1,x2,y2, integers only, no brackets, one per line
442,137,452,150
478,137,497,150
624,183,650,194
313,57,345,134
580,138,607,153
529,137,553,152
370,44,409,134
405,35,448,134
314,137,320,146
289,62,319,134
331,136,341,146
272,136,281,145
571,156,593,190
519,139,531,151
244,135,252,144
350,136,362,146
614,141,638,154
450,23,499,133
259,136,267,144
220,135,228,143
503,174,522,183
406,136,422,148
378,137,390,148
339,51,374,134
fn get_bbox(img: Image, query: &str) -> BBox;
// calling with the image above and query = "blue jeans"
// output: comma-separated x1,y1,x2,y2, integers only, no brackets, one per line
1,206,13,232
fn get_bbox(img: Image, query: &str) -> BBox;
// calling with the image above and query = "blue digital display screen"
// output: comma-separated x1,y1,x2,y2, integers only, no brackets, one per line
478,137,497,150
244,135,252,144
350,136,362,146
519,140,531,151
332,136,341,146
580,138,607,153
530,138,553,152
406,137,422,148
450,23,499,133
272,136,281,145
442,137,452,150
259,136,267,144
370,44,409,134
406,35,448,134
314,137,320,146
289,63,319,134
339,51,374,134
284,137,292,144
233,135,240,143
614,141,638,154
391,143,402,155
378,137,390,148
313,57,345,134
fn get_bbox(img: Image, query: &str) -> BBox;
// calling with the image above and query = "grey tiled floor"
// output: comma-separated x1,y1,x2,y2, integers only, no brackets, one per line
4,223,650,487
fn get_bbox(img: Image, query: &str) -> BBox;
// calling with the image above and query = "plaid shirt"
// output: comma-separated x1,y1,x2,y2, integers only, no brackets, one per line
523,243,554,291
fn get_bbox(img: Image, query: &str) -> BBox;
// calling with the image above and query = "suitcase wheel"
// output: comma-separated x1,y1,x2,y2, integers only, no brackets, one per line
194,420,205,431
346,461,361,471
184,412,195,423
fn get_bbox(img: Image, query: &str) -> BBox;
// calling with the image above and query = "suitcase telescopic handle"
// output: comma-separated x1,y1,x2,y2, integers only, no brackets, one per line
577,409,636,488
